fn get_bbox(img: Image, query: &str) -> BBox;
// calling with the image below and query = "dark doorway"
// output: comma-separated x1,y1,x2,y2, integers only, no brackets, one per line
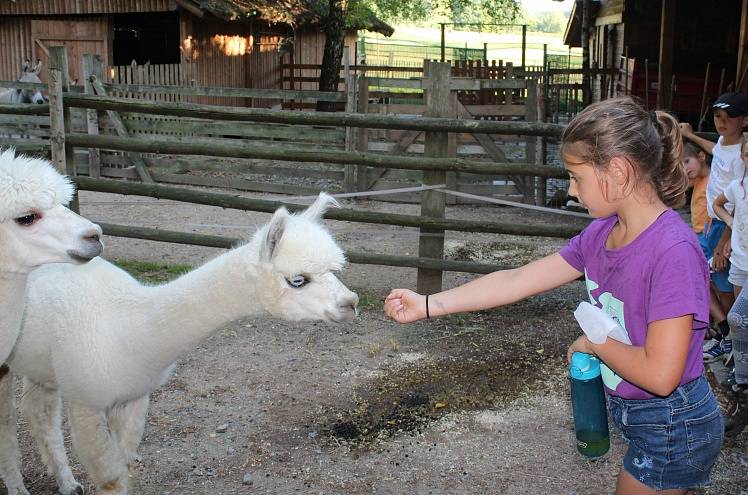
112,12,180,65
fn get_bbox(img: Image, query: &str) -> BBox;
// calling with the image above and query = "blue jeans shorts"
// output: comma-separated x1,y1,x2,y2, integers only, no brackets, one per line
608,375,724,491
699,218,733,293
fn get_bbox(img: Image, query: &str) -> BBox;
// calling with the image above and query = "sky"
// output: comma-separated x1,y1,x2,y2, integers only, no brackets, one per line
520,0,571,13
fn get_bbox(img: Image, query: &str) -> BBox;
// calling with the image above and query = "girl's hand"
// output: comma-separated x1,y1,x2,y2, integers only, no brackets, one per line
384,289,427,323
566,335,595,363
679,122,694,138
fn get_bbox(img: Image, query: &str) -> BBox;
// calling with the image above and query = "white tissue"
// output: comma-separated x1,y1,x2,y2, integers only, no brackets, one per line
573,301,632,345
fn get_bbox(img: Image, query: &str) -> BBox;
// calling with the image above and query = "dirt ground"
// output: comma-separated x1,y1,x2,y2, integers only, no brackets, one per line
5,188,748,494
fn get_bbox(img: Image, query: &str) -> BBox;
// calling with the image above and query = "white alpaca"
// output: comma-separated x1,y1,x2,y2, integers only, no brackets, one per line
0,147,101,495
1,194,357,495
0,147,103,365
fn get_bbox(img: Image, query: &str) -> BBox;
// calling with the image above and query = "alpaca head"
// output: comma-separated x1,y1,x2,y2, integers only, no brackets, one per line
0,148,103,273
254,193,358,322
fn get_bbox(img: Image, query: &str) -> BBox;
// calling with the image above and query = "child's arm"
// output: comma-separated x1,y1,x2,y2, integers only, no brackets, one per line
384,253,582,323
679,122,715,154
569,315,693,396
713,192,733,228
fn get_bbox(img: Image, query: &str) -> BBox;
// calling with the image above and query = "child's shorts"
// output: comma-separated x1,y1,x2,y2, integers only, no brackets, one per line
699,218,733,293
728,263,748,288
608,375,723,491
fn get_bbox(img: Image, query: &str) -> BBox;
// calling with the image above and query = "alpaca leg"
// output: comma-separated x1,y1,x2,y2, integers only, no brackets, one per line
107,396,149,472
0,367,29,495
19,378,82,495
67,401,128,495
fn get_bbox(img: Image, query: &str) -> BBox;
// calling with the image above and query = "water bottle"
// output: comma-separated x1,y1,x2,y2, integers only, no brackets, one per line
569,352,610,458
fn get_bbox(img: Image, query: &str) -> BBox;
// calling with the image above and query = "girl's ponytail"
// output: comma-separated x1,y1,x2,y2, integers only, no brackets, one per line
651,110,688,208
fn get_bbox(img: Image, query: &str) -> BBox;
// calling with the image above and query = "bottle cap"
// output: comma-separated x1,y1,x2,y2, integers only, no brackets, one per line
570,352,601,380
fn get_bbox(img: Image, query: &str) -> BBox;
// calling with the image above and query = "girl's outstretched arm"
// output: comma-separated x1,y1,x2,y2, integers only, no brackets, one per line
384,253,582,324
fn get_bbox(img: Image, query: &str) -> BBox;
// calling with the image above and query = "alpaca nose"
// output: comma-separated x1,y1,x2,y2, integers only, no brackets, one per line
341,293,359,315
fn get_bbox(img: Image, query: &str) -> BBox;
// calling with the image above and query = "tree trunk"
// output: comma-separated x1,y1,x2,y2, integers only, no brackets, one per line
581,0,591,107
317,0,346,112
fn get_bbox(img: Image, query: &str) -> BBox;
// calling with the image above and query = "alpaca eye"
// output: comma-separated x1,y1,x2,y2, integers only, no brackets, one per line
287,275,307,288
15,213,39,226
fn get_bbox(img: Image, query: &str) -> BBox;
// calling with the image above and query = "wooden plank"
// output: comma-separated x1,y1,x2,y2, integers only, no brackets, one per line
90,76,153,183
356,75,370,192
66,133,569,179
48,46,78,211
83,54,102,178
101,81,345,102
64,94,566,137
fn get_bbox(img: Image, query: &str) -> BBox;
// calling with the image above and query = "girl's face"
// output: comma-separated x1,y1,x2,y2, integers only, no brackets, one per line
682,155,702,183
713,109,746,139
564,151,616,218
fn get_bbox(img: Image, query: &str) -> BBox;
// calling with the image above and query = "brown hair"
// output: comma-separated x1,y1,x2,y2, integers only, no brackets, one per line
561,97,688,208
682,141,702,159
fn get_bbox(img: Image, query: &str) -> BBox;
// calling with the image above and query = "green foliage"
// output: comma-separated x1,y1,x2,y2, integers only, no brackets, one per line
353,0,521,27
523,10,567,34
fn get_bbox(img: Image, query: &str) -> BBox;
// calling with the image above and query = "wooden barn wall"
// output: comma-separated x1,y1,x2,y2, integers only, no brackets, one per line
292,29,357,92
180,15,250,105
0,17,33,82
0,0,175,15
598,0,624,19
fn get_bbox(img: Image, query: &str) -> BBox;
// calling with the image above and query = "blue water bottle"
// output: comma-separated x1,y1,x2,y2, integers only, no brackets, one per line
569,352,610,458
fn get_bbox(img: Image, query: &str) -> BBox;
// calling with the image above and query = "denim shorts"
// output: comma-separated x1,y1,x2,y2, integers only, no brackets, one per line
608,375,724,491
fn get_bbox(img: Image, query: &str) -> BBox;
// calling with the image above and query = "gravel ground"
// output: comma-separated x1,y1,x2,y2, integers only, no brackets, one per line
4,188,747,494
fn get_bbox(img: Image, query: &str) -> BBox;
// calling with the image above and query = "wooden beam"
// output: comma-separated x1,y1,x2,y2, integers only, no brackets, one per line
90,76,154,183
657,0,675,110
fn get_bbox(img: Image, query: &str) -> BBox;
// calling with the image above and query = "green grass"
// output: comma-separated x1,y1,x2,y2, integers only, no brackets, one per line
111,259,193,285
362,24,579,67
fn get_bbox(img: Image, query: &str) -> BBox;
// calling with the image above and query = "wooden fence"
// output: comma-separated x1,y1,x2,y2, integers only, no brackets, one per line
5,47,579,294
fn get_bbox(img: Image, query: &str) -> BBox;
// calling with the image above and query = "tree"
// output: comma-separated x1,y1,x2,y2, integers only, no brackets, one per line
315,0,521,111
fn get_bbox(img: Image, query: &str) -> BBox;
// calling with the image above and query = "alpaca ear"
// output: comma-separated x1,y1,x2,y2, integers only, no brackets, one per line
261,207,288,261
301,192,339,221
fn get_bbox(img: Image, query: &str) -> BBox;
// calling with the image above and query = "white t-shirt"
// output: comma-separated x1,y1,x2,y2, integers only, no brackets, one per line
724,178,748,270
707,136,744,218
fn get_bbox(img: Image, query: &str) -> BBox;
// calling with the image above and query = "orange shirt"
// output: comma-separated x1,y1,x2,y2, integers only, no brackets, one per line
691,175,708,234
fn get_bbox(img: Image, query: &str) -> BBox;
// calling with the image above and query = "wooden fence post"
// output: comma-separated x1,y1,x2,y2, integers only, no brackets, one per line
83,54,102,178
525,79,538,205
343,48,356,193
355,74,369,192
47,46,78,212
417,60,453,294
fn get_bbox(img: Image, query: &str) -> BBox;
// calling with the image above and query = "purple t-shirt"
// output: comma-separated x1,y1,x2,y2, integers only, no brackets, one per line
560,209,709,399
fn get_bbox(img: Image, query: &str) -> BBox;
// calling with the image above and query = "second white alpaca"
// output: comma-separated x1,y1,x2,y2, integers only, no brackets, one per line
1,193,357,495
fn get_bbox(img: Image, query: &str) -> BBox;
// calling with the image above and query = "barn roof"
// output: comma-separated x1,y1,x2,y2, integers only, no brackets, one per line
563,0,601,47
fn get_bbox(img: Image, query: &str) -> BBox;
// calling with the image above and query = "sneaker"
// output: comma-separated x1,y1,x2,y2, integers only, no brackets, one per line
704,339,727,362
703,337,721,353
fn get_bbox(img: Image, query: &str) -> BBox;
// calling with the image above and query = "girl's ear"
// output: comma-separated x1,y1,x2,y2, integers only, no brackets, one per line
608,157,631,185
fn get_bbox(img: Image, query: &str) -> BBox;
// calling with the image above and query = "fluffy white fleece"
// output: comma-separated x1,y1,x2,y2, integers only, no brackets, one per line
0,148,74,222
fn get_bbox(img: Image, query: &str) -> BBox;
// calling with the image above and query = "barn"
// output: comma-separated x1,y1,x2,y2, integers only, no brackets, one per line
563,0,748,126
0,0,393,103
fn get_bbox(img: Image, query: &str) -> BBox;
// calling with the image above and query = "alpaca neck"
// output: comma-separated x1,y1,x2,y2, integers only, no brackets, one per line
0,273,29,358
138,244,265,367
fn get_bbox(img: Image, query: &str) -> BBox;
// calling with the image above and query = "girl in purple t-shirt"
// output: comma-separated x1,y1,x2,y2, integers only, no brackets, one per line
384,97,723,494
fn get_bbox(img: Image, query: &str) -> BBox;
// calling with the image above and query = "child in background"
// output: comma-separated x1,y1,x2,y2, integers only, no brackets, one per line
681,91,748,361
713,138,748,436
683,142,710,234
385,97,723,494
683,143,733,345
